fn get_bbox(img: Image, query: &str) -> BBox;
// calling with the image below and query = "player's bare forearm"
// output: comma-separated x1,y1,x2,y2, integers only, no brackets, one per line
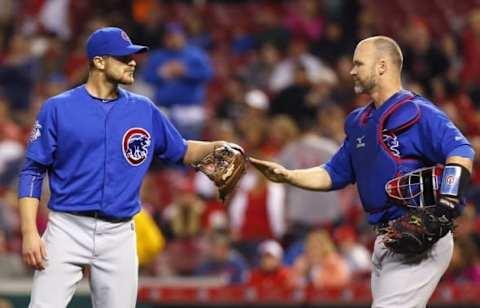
19,197,40,234
249,157,332,191
446,155,473,173
183,140,224,165
288,166,333,191
19,197,48,270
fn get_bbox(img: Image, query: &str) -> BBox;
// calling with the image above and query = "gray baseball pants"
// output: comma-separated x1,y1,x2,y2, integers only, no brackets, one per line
28,211,138,308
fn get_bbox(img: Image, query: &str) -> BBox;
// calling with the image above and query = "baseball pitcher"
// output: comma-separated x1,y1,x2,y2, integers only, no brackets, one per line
18,27,244,308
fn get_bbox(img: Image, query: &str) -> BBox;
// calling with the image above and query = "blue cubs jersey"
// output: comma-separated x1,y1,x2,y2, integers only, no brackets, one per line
324,89,474,224
24,85,187,219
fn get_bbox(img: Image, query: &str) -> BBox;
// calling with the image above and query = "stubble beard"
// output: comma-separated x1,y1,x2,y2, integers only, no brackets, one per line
353,75,376,95
106,70,135,85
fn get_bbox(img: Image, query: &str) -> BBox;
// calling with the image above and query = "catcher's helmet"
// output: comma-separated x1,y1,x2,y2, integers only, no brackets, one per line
385,166,444,208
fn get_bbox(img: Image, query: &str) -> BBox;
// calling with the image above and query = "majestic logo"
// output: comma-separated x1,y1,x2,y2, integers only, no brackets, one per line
29,120,42,143
356,136,366,148
122,128,151,166
383,133,400,157
121,31,132,43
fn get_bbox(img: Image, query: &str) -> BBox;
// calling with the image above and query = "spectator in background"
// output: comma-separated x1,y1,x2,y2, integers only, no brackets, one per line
185,13,213,51
290,230,350,289
443,206,480,282
0,189,19,242
333,225,371,278
231,25,255,55
277,117,340,241
217,88,270,138
142,22,213,139
445,239,480,283
317,104,346,145
130,1,166,50
269,38,336,93
0,0,15,52
64,33,90,86
238,116,268,154
243,43,281,90
254,6,291,51
215,76,247,123
159,175,206,276
248,240,292,290
38,0,72,40
0,230,29,278
244,89,270,120
162,175,205,239
461,9,480,99
0,34,38,111
134,209,165,272
330,54,356,108
196,231,249,284
229,167,285,265
270,63,313,127
0,99,23,188
262,115,299,158
311,20,352,66
402,18,449,96
284,0,324,42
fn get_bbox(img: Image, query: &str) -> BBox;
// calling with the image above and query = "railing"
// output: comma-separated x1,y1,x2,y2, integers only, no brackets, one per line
1,278,479,307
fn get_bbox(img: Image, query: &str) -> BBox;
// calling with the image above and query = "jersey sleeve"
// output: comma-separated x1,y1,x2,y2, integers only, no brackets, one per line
323,139,356,190
418,103,474,163
25,99,57,166
151,104,188,163
18,158,47,199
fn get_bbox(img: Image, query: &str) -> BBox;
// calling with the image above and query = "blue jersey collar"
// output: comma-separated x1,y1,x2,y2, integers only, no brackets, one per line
81,84,127,102
374,89,413,114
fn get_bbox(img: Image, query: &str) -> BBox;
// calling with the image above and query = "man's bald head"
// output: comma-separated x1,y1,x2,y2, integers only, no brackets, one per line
358,36,403,71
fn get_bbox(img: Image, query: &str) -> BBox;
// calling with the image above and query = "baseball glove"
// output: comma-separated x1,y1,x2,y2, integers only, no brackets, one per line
382,208,452,256
193,144,246,202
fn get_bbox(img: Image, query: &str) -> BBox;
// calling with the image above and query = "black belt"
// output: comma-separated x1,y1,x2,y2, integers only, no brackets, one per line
66,211,132,223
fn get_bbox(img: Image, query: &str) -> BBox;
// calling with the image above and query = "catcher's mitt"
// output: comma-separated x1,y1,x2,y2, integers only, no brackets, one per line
382,208,452,256
193,144,246,202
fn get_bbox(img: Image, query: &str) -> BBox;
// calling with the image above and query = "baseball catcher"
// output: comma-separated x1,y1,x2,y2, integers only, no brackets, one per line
248,36,474,308
193,143,246,201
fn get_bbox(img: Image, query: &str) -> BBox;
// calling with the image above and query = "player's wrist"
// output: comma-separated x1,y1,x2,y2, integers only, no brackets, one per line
21,224,39,236
288,169,302,184
436,163,471,220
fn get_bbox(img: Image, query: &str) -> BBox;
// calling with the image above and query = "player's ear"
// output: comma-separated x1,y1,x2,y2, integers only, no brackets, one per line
92,56,105,70
378,59,386,75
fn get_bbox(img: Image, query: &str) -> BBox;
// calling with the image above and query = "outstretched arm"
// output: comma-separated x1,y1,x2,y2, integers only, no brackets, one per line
249,157,332,191
183,140,230,165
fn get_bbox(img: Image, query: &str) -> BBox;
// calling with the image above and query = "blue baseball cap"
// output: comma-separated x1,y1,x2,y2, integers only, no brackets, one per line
86,27,149,60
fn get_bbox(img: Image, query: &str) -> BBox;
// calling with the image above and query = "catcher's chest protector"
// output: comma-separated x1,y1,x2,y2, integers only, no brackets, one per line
346,94,423,214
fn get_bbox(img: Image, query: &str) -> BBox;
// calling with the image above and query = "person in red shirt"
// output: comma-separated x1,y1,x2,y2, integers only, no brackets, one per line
248,240,292,290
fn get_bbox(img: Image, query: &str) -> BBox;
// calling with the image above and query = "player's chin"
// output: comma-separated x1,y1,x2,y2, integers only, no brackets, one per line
119,76,135,85
353,85,364,94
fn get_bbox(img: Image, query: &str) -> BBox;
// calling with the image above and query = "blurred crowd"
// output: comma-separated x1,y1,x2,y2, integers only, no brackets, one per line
1,0,480,292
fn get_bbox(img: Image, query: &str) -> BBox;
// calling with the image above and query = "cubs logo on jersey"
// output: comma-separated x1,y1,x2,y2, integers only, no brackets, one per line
383,133,400,157
122,128,151,166
29,120,42,143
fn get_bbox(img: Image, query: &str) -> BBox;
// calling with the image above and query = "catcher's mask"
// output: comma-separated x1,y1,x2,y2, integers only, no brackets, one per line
385,166,443,208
